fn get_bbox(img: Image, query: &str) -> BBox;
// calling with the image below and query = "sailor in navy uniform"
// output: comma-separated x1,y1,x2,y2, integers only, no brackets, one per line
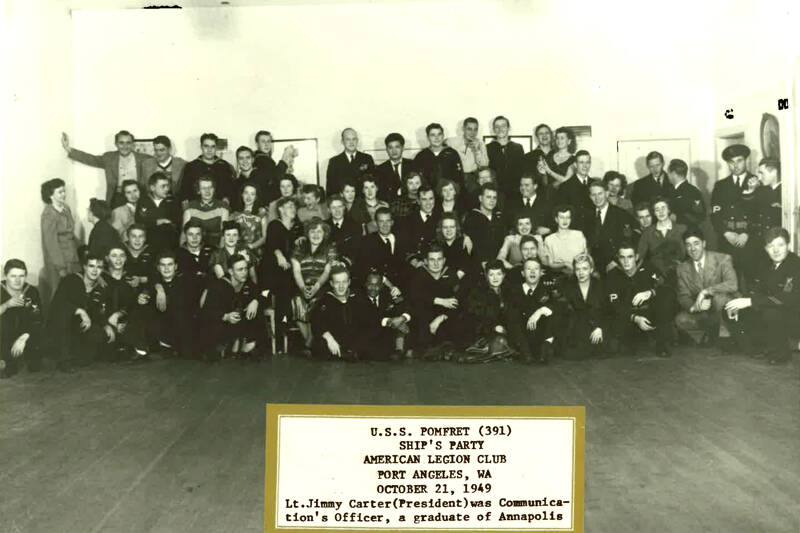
724,228,799,364
711,144,754,263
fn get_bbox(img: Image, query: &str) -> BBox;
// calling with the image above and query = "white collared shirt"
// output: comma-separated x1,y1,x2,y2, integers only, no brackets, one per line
522,281,538,295
118,152,137,186
381,233,396,254
596,203,609,224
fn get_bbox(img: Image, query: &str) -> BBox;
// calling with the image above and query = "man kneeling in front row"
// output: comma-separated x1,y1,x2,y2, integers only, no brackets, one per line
674,227,738,347
724,227,800,364
504,257,557,364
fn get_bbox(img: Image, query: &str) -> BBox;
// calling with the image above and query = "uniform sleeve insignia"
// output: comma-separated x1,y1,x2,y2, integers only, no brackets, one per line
712,205,721,213
771,202,782,208
694,199,701,205
359,164,368,171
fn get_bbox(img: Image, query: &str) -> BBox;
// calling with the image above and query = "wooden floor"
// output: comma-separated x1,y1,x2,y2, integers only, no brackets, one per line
1,348,798,533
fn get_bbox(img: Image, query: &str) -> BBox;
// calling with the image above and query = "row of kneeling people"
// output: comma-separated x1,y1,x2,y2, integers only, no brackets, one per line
3,222,798,376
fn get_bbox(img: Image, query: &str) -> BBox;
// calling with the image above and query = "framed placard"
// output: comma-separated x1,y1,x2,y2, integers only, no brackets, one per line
266,404,585,533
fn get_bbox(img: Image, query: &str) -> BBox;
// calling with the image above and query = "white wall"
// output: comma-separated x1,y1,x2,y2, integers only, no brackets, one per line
3,0,799,284
1,0,75,294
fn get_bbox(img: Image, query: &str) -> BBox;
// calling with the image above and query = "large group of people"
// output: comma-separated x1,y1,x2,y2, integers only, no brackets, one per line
1,118,797,378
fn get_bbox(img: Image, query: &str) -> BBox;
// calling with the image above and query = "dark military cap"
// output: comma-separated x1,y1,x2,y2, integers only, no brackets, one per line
721,144,750,161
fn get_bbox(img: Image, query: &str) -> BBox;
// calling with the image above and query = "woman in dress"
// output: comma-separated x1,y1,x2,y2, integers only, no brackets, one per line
290,217,340,355
230,183,268,264
262,197,303,349
435,178,464,222
637,196,686,281
267,175,299,222
390,171,424,220
539,126,576,189
603,171,634,212
497,213,536,269
350,175,389,234
558,253,607,359
435,212,477,285
40,178,81,301
541,205,588,277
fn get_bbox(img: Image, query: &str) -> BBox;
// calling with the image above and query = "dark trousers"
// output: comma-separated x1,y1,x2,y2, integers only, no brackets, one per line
610,292,674,350
508,315,554,358
354,327,398,360
1,332,41,375
125,304,195,357
413,314,461,349
728,306,794,356
60,316,107,365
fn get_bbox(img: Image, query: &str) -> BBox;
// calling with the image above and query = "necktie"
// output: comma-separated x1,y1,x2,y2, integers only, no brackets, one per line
348,154,354,164
383,238,392,254
372,297,379,309
526,287,533,297
393,163,400,178
695,261,702,274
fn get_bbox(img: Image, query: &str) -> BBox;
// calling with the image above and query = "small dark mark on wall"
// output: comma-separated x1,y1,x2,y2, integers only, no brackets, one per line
143,5,182,8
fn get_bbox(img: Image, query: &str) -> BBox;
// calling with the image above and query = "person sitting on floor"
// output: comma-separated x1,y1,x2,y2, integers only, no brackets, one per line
460,260,514,363
674,227,738,348
352,269,411,361
504,257,557,364
557,253,608,359
46,250,112,372
0,259,43,378
407,243,464,360
310,265,359,361
200,253,263,360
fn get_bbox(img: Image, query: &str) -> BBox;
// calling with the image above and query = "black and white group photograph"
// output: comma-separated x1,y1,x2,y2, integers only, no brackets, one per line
1,0,799,531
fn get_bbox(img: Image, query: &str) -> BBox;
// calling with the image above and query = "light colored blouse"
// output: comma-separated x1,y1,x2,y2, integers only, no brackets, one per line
542,229,587,270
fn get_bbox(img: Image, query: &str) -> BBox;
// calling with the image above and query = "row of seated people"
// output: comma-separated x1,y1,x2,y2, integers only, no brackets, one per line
3,217,798,377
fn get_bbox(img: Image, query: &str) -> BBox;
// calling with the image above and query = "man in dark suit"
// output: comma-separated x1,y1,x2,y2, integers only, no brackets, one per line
711,144,754,258
135,172,181,254
755,158,782,231
724,227,799,364
486,115,525,201
354,207,408,295
402,187,440,267
585,181,637,273
62,130,153,207
325,128,375,196
504,173,553,236
374,132,416,202
327,194,361,261
675,227,737,345
504,257,557,364
353,270,411,360
632,151,674,206
413,123,463,190
554,149,595,231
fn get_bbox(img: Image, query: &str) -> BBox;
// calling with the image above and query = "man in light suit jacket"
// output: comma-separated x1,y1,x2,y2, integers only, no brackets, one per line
62,130,153,207
110,179,141,241
675,227,738,344
140,135,187,197
326,128,375,196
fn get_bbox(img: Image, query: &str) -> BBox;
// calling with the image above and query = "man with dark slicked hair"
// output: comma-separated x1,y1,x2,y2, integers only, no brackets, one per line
374,132,416,202
413,123,463,190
